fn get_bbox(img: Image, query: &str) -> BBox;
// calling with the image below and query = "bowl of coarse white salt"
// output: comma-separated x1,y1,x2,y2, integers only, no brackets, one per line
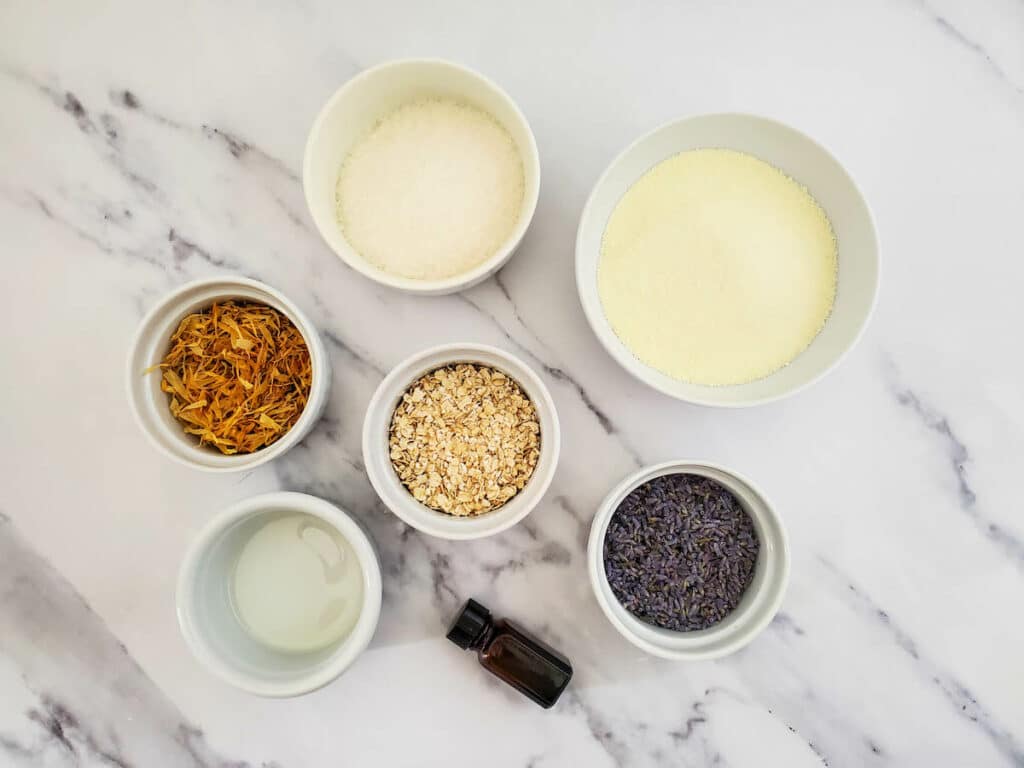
576,113,879,407
303,59,540,295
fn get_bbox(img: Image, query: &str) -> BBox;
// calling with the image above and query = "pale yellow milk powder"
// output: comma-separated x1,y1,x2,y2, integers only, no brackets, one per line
598,149,837,386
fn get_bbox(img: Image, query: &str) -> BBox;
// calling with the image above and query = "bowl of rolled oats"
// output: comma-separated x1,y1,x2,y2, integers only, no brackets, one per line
362,343,560,540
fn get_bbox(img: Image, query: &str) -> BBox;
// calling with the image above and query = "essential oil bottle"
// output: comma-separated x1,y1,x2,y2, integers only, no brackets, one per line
446,598,573,709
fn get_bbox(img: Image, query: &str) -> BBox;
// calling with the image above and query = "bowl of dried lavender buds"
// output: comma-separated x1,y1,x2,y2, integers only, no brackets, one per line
587,460,789,660
362,343,559,540
127,277,330,472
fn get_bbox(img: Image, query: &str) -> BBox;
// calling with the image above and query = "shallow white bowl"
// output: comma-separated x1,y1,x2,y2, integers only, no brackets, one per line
177,492,382,697
303,58,541,295
363,343,559,540
588,460,789,660
126,276,330,472
576,113,880,406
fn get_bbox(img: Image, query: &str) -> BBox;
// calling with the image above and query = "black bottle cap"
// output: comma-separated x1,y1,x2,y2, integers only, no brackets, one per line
447,598,491,649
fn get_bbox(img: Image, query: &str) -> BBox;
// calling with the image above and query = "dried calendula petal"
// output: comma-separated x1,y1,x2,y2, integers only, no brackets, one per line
258,412,282,431
151,300,311,455
388,363,541,517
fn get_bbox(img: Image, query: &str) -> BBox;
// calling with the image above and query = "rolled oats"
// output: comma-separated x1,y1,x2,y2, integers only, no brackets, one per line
388,363,541,516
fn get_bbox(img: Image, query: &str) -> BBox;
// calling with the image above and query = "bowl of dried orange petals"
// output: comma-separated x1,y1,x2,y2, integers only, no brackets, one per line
127,277,330,472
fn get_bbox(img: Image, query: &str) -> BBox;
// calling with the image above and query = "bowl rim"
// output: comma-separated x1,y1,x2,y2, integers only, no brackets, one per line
574,111,881,407
362,342,560,540
125,276,329,472
176,491,383,697
587,459,790,660
302,57,541,295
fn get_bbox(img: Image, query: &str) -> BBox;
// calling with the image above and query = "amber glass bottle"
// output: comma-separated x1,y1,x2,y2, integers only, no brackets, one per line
447,598,573,709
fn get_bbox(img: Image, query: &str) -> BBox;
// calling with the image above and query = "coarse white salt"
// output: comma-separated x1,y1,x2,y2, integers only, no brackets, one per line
335,98,525,281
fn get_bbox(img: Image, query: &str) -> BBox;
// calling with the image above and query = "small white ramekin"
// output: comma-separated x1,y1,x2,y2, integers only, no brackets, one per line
303,58,541,295
126,276,330,472
363,343,559,540
576,113,880,406
588,460,790,660
176,492,382,697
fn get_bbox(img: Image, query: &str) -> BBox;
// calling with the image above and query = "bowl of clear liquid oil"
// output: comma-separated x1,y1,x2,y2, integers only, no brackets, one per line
177,492,382,697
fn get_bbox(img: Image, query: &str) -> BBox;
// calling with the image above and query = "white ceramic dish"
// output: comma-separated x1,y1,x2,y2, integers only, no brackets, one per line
303,58,541,295
363,343,559,540
126,276,330,472
587,460,789,660
576,113,880,406
177,492,382,697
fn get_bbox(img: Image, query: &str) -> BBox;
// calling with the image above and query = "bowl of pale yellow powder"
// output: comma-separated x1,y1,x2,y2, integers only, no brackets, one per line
576,113,879,406
304,59,540,295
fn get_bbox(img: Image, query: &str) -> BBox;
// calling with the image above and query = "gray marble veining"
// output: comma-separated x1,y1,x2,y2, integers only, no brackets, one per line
0,517,274,768
1,0,1023,765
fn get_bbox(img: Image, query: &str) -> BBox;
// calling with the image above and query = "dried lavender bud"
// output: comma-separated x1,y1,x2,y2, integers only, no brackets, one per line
603,473,759,632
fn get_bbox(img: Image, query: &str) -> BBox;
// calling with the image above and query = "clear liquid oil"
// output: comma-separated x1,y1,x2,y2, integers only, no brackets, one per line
230,514,364,653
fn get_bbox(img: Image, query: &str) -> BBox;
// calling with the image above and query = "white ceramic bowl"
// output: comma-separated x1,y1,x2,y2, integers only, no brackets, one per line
576,113,880,406
127,276,330,472
303,58,541,295
363,343,559,540
588,460,789,660
177,492,382,697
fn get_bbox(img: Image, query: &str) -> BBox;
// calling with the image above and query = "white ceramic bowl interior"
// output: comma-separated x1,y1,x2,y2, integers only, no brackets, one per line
126,276,330,472
303,58,541,295
576,113,880,406
363,343,560,540
177,492,382,697
588,460,790,660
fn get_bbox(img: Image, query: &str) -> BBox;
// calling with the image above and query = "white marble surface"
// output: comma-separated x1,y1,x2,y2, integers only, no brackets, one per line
1,0,1023,765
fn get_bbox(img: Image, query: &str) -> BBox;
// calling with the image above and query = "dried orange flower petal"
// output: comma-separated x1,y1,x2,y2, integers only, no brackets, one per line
154,301,312,455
